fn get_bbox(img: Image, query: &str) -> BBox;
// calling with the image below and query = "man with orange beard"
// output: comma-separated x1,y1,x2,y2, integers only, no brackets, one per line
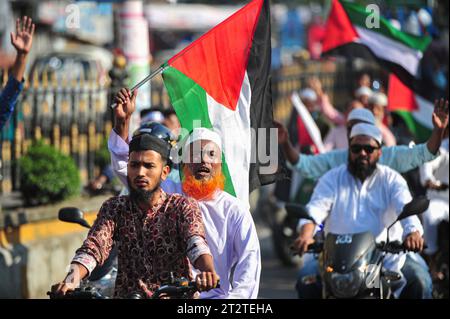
180,128,261,299
108,89,261,299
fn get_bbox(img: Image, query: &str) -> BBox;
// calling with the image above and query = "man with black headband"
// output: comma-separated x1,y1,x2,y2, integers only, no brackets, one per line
107,89,261,299
294,123,432,299
51,129,219,298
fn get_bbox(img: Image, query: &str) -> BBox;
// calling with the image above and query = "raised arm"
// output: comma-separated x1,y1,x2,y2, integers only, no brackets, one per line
10,16,35,82
275,120,299,165
426,99,449,155
380,99,449,173
113,88,137,141
309,77,346,126
1,17,34,129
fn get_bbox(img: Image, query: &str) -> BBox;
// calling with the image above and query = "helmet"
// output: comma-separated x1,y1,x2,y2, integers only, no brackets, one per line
131,122,177,165
133,122,176,145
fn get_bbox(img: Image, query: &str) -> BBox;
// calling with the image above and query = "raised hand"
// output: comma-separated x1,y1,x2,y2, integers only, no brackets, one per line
113,88,138,141
10,16,35,55
432,98,449,131
274,121,289,145
114,88,137,121
308,77,324,97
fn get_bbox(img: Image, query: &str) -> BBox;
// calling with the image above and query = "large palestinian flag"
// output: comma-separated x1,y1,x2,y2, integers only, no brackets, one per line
388,73,434,143
322,0,432,93
161,0,282,205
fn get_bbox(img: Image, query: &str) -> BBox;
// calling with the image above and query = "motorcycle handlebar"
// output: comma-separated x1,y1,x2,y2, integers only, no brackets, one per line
306,242,323,253
47,288,106,299
376,241,428,254
48,281,221,299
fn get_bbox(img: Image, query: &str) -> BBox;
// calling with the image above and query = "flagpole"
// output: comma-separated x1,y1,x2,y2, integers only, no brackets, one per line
110,65,167,109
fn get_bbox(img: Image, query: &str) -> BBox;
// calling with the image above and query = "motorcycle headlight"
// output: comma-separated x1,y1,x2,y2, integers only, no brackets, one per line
328,270,364,298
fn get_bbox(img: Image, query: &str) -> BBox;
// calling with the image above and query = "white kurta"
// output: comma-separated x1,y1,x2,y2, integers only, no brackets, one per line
300,164,424,296
419,138,449,255
108,130,261,298
195,190,261,299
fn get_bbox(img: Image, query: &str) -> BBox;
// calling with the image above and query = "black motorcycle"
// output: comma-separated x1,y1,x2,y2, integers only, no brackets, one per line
433,219,449,299
289,197,430,299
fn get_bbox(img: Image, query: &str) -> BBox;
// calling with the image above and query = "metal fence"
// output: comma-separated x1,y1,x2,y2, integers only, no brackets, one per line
0,60,356,195
0,69,112,194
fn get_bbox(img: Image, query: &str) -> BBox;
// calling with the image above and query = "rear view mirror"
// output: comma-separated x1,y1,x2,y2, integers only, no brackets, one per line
397,197,430,222
58,207,91,229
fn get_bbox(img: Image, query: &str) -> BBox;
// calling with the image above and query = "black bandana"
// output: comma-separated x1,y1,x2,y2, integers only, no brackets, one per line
129,134,171,160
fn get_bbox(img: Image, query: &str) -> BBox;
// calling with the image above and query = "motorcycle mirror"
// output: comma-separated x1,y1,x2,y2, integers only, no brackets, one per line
58,207,91,229
396,197,430,222
285,203,314,221
386,197,429,244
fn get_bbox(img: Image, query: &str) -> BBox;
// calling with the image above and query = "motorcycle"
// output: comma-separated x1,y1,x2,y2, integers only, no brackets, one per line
58,207,118,298
289,197,430,299
433,219,449,299
47,274,209,299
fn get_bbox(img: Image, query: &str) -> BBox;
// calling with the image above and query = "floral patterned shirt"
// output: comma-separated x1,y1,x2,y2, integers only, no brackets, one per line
73,190,209,298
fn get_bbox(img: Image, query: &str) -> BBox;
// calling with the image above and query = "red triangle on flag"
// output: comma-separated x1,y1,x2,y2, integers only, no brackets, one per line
168,0,264,111
322,0,359,52
388,73,419,112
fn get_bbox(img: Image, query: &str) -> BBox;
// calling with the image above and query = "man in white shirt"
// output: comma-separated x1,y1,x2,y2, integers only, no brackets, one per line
420,126,449,278
179,128,261,299
294,123,431,299
109,88,261,299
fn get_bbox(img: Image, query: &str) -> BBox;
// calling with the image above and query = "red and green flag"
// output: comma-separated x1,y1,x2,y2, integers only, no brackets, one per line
388,73,434,143
161,0,282,205
322,0,436,142
322,0,432,91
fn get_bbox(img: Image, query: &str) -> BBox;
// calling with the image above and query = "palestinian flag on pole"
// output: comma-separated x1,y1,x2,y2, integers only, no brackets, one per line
388,73,434,143
322,0,432,93
161,0,282,205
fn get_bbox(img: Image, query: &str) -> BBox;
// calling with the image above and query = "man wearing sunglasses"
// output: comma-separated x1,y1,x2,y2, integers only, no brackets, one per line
294,123,432,299
277,99,449,181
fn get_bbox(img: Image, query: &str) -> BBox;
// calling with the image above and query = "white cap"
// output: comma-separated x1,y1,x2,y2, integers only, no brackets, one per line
350,123,382,145
390,19,402,30
369,92,388,107
184,128,222,151
355,86,373,98
300,88,317,102
347,108,376,125
418,8,432,27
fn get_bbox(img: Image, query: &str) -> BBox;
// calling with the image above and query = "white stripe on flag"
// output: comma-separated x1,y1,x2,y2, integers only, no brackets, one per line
413,95,434,129
206,72,252,206
291,92,326,154
355,26,423,77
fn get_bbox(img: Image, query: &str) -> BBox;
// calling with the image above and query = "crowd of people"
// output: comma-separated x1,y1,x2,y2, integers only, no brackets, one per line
1,15,448,300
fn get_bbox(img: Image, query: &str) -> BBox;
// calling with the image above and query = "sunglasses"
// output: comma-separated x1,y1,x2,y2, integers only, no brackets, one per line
350,144,380,154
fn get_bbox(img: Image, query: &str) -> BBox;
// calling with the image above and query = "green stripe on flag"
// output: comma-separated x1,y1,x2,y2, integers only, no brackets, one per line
341,1,431,52
162,66,236,196
394,110,432,143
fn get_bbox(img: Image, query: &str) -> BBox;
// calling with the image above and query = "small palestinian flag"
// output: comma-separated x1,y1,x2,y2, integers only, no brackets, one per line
388,73,434,142
322,0,432,94
161,0,282,205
